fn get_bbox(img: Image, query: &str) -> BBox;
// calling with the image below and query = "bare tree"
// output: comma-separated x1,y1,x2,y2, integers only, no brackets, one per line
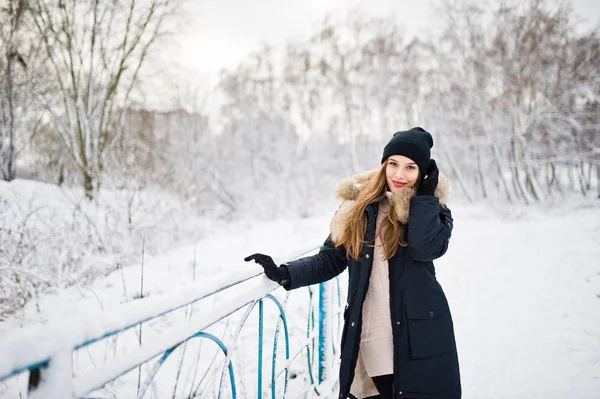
0,0,29,181
217,46,303,217
425,0,600,202
27,0,180,199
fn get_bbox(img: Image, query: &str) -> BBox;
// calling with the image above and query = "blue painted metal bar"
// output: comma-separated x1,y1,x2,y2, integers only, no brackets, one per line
217,300,259,396
137,347,175,398
71,273,262,353
332,277,342,358
318,282,327,384
1,244,349,398
258,299,264,399
263,294,290,399
305,286,319,395
1,272,266,383
271,319,281,399
137,332,236,399
194,333,237,399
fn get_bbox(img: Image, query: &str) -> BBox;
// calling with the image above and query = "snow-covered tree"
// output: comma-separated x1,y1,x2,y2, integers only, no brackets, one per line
0,0,31,181
28,0,180,199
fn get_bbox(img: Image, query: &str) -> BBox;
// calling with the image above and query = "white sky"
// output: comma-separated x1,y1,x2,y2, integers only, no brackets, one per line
155,0,600,109
166,0,437,92
178,0,436,70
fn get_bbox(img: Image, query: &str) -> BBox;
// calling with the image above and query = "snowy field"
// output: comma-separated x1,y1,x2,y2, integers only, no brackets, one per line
1,193,600,398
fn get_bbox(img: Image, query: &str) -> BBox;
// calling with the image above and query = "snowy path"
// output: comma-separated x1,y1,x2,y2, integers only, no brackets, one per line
2,202,600,398
440,204,600,399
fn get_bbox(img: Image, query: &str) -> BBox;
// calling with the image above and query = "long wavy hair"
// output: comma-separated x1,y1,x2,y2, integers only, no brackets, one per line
335,160,415,261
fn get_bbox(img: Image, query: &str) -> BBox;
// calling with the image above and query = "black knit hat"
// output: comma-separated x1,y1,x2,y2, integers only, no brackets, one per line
381,127,433,173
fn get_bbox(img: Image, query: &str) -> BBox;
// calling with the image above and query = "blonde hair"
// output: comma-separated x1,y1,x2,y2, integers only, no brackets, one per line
335,160,409,261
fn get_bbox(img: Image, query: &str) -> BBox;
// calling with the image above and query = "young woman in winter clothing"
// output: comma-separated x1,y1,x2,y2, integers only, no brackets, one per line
245,127,461,399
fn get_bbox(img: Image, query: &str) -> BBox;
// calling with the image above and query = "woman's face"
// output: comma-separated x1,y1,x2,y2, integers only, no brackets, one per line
385,155,420,193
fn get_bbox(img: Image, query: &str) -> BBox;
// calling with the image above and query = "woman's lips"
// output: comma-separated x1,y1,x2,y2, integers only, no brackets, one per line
392,181,406,187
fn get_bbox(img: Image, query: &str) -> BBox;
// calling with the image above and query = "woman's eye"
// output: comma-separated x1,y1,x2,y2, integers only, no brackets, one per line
407,165,416,170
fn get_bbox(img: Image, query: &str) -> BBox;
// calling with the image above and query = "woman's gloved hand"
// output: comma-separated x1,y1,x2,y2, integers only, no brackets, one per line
417,159,439,196
244,253,291,288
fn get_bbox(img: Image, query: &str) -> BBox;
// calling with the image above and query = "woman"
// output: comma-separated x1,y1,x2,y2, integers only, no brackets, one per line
245,127,461,399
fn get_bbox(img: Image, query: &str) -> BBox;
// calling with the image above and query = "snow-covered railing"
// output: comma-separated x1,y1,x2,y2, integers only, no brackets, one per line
0,246,345,398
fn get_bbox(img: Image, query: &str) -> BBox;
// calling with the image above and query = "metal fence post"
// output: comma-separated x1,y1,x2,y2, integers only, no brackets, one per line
318,281,330,385
258,299,264,399
0,246,339,398
28,351,73,399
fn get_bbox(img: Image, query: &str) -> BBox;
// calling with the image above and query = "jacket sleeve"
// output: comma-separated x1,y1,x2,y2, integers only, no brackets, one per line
282,235,348,290
406,195,453,261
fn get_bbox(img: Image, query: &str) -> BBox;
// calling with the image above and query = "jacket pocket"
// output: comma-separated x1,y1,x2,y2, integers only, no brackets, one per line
405,297,453,359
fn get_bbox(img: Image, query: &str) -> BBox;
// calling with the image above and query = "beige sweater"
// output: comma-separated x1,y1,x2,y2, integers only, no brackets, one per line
359,197,394,377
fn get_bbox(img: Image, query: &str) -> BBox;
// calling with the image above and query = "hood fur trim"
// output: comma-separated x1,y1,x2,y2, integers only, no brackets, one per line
330,169,451,243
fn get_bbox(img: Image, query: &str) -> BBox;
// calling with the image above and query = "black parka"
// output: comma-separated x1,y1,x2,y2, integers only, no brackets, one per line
284,172,461,399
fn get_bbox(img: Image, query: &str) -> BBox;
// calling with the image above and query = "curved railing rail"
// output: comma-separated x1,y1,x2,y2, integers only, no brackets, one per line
0,245,346,398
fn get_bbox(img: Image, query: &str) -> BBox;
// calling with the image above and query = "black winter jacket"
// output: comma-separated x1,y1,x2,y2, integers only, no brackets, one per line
284,170,461,399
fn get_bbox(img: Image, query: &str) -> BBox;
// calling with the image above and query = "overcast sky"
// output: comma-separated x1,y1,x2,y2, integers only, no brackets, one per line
155,0,600,109
178,0,437,71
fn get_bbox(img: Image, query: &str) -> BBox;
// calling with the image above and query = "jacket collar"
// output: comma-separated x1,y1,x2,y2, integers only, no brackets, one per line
329,169,451,243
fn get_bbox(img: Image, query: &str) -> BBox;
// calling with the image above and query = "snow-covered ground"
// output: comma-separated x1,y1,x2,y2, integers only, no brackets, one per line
442,202,600,399
1,192,600,398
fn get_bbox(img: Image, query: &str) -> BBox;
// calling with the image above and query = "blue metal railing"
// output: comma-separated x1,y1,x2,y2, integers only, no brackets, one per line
0,246,345,398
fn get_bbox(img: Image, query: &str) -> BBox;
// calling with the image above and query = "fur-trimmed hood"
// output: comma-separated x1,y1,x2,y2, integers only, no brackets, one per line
330,169,451,244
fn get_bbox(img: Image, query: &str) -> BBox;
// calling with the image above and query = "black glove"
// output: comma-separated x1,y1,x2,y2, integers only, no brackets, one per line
417,159,439,196
244,253,291,288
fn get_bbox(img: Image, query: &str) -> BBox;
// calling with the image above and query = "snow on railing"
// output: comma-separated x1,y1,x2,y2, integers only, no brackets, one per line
0,246,345,398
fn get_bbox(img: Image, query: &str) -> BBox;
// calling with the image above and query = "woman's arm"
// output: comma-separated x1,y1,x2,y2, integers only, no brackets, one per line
283,235,348,290
406,195,453,261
